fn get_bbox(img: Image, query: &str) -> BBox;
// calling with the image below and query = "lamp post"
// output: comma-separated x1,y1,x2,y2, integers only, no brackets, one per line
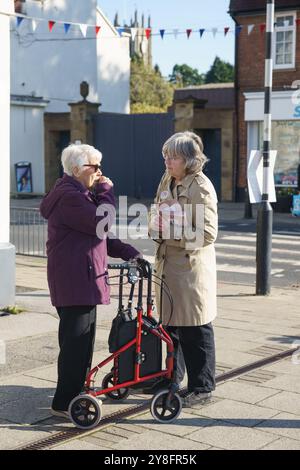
256,0,275,296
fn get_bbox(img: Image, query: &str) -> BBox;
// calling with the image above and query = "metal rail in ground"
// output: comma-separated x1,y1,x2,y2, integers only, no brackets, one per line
16,347,297,451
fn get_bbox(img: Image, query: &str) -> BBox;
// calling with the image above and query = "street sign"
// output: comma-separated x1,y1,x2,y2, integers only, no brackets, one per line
248,150,277,203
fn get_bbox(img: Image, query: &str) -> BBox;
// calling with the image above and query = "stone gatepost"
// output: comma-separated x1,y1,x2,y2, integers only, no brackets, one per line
69,81,101,144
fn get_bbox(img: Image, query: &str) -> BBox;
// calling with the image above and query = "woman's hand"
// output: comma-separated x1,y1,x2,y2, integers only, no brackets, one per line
98,175,114,187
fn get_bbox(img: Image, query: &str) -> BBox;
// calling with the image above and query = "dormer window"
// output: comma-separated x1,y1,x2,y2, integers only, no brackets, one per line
274,12,296,69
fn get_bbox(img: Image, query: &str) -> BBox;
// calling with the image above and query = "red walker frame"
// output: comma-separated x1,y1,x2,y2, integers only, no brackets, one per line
84,261,176,398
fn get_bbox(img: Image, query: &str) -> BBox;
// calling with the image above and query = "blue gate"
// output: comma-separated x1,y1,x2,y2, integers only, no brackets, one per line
93,112,174,198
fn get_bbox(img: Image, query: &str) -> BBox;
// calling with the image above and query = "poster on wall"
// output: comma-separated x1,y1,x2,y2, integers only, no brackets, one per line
259,121,300,186
272,121,300,187
15,162,33,193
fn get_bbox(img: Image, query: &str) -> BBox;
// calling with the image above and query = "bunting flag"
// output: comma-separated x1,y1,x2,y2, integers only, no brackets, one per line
64,23,71,34
296,19,300,27
235,25,243,36
16,16,24,27
31,19,38,32
199,29,205,38
248,24,255,35
224,27,230,36
79,24,88,37
186,28,192,38
116,27,125,36
173,28,179,39
159,29,165,39
212,27,218,38
145,28,151,39
95,25,101,36
131,28,137,40
48,20,55,32
260,23,266,34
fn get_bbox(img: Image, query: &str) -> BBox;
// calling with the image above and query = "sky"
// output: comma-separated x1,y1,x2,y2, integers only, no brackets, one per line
98,0,235,78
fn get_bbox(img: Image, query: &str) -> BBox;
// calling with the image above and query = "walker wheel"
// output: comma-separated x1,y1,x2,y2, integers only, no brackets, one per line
150,389,182,423
68,394,102,430
102,372,130,401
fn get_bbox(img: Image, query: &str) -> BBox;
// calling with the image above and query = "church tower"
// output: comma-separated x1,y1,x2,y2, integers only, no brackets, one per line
114,9,152,68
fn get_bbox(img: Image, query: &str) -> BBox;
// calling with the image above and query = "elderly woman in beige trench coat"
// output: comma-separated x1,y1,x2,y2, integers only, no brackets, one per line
149,131,218,407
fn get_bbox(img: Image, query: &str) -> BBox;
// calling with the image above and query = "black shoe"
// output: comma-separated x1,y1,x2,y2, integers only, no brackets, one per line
141,378,172,395
182,391,212,408
51,407,69,419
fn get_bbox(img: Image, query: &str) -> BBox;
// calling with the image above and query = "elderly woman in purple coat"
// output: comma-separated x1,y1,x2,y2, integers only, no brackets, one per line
40,144,140,418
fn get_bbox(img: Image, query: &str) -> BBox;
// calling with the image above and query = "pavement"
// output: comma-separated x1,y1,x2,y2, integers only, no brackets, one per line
1,202,300,451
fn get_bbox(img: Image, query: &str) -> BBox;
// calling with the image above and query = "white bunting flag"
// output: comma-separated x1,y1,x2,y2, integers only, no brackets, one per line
131,28,137,40
212,28,218,37
31,19,38,32
173,28,179,39
248,24,255,35
79,24,88,37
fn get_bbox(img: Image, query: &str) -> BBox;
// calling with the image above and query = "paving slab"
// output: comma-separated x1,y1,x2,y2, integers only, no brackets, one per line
188,398,279,427
258,391,300,415
261,437,300,450
185,421,278,450
214,381,281,405
255,411,300,441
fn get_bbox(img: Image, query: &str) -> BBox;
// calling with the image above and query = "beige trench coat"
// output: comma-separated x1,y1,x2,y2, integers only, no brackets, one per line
150,171,218,327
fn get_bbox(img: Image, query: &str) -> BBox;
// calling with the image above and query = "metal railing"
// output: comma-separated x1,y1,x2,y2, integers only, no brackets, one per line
10,208,47,257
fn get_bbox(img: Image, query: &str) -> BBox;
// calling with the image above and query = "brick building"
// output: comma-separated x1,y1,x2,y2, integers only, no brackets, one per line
230,0,300,200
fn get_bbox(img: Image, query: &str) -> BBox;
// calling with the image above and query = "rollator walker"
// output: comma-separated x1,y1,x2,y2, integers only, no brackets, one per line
68,260,182,429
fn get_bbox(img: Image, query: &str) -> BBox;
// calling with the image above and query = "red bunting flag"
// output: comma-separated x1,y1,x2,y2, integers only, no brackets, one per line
48,20,55,32
296,19,300,27
186,29,192,38
224,27,230,36
95,25,101,36
260,23,266,34
145,28,151,39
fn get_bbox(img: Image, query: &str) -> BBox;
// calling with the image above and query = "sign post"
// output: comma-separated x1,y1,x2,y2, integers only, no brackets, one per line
255,0,275,296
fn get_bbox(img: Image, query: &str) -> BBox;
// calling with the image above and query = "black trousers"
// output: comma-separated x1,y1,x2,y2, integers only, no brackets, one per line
166,323,216,393
52,305,96,411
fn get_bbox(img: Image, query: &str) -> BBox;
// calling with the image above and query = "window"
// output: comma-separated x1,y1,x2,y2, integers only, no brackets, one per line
274,12,296,69
258,121,300,187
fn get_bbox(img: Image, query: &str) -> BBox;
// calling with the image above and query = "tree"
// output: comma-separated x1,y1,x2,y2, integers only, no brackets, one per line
130,57,174,113
205,57,234,84
168,64,205,87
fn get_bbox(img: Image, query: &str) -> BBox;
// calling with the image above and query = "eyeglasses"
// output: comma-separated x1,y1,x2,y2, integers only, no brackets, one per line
83,164,102,172
162,155,182,161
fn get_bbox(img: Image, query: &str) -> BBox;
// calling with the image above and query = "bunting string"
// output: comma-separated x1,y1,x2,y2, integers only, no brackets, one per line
2,10,300,41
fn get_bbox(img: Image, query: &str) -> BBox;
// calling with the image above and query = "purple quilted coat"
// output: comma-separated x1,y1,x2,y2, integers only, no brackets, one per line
40,174,139,307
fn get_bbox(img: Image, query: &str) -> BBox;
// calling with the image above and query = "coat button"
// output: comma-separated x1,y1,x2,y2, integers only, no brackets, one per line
162,254,165,260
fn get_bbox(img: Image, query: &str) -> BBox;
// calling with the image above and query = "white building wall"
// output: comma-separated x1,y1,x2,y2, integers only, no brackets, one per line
96,8,130,113
0,0,13,242
9,0,130,194
11,1,130,113
0,0,15,307
11,0,98,112
10,102,47,193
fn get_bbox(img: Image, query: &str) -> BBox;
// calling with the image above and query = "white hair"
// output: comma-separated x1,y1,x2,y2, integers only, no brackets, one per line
61,144,102,176
162,131,208,174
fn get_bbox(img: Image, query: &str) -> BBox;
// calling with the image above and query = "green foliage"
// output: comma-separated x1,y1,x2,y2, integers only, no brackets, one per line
205,56,235,83
130,58,174,114
169,64,205,87
276,187,298,197
1,305,25,315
